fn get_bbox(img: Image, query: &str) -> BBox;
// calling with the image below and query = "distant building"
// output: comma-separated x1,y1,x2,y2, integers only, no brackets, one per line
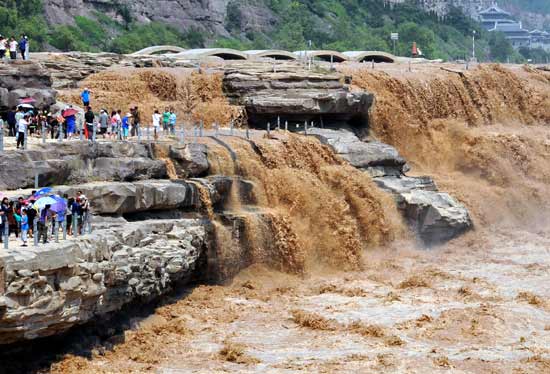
530,30,550,52
478,2,550,50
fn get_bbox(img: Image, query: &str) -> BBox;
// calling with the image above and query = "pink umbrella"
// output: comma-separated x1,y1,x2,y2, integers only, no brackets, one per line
20,97,36,104
62,108,78,117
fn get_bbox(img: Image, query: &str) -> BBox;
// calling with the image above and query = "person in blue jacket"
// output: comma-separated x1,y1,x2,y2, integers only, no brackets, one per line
18,35,27,60
80,88,91,107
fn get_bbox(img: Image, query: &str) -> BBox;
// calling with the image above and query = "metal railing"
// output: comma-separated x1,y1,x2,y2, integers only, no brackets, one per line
2,211,93,250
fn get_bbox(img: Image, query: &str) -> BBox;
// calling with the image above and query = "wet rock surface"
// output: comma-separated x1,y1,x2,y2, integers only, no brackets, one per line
309,128,472,244
0,219,207,345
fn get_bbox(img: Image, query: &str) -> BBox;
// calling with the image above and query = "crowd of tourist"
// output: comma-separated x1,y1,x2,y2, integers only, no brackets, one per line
0,35,29,60
0,190,91,247
1,87,181,148
4,88,181,147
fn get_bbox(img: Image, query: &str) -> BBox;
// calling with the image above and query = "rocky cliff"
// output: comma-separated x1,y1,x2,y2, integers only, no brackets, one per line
42,0,276,36
0,61,57,109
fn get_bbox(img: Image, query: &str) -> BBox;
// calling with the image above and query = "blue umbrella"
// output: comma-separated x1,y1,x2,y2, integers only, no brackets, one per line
33,187,53,199
33,195,67,213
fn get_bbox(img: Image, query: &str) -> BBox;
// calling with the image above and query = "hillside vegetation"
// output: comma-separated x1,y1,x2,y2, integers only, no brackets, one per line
0,0,543,62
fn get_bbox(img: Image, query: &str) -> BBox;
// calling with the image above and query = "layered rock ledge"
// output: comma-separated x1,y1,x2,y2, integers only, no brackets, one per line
223,65,373,129
0,219,207,344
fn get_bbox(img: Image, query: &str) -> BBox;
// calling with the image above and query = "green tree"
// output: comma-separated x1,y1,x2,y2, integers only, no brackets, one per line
488,32,514,62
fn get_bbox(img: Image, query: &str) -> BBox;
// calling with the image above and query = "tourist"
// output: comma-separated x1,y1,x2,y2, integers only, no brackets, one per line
7,201,19,239
122,113,130,140
0,197,9,243
66,197,74,235
115,110,122,140
0,35,6,60
99,109,109,138
81,88,91,107
109,111,117,139
131,106,140,137
71,197,82,235
15,106,24,127
65,109,76,139
9,37,17,60
38,204,53,244
16,114,29,149
26,199,36,238
20,209,29,247
53,201,65,236
152,109,161,140
24,36,29,60
84,106,94,140
18,36,27,61
80,195,90,233
169,110,177,135
7,107,16,137
162,107,170,134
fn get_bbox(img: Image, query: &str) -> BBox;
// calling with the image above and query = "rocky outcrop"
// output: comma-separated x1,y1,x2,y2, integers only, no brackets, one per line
32,52,198,89
0,141,212,190
0,61,57,109
309,127,407,177
0,219,207,344
308,128,472,245
42,0,277,39
223,65,374,129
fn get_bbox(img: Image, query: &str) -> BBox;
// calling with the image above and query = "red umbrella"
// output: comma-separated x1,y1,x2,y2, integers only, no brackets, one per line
62,108,78,117
20,97,36,104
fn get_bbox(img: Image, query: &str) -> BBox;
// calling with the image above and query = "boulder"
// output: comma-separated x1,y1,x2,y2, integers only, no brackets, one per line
398,190,473,245
308,127,407,176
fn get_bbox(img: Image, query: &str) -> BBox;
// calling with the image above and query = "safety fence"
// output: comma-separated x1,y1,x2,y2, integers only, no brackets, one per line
2,211,92,250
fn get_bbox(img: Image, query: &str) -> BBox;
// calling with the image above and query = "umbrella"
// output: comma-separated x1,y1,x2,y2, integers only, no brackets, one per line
20,97,36,104
33,195,67,213
62,108,78,117
33,187,53,199
19,103,34,109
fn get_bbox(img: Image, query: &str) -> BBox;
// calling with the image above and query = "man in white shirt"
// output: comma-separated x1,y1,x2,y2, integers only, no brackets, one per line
17,114,28,149
152,109,161,140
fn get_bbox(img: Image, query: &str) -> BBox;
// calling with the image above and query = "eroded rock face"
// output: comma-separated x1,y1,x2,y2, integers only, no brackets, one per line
0,61,57,109
0,141,210,190
223,66,374,128
0,219,207,344
308,128,472,245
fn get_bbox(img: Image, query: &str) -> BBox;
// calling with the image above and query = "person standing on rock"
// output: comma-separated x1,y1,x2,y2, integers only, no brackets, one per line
81,88,91,107
152,109,161,140
0,35,7,60
20,209,29,247
99,109,109,138
121,113,130,140
24,36,29,60
9,38,17,60
0,197,9,244
38,204,52,244
7,107,16,137
162,107,170,135
169,109,177,135
131,106,140,137
84,106,95,140
16,114,28,149
18,36,27,61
